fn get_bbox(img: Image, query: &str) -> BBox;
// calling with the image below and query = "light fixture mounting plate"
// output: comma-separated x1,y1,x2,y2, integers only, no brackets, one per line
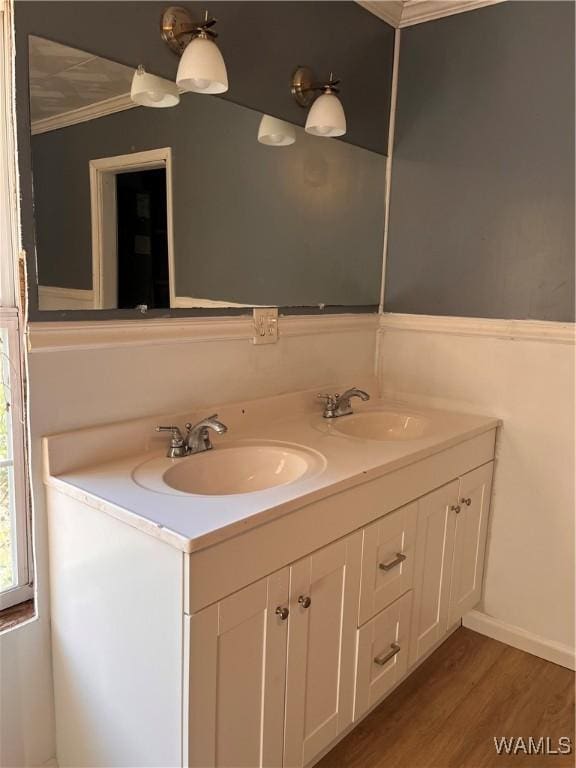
161,6,196,55
291,66,316,107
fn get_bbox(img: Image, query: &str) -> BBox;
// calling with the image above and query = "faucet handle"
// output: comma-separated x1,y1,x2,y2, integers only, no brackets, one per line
156,425,184,440
155,425,188,458
317,393,339,418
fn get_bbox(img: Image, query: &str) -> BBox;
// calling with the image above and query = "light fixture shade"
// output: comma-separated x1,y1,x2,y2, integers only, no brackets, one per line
257,115,296,146
305,92,346,138
176,36,228,94
130,66,179,108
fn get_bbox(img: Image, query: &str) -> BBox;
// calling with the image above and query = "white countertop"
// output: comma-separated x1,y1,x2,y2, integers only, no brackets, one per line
43,388,500,554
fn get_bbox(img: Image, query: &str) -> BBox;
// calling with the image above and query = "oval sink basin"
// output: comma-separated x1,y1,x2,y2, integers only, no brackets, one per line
333,411,430,441
133,441,326,496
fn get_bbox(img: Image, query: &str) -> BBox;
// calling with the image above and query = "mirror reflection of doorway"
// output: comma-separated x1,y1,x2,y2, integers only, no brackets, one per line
116,168,169,310
89,147,175,310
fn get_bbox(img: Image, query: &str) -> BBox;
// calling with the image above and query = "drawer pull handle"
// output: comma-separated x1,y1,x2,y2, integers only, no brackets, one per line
298,595,312,609
461,497,472,506
374,642,401,666
379,553,407,571
275,606,289,621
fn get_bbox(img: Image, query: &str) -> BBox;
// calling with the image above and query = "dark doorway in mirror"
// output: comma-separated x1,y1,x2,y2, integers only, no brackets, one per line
116,168,169,310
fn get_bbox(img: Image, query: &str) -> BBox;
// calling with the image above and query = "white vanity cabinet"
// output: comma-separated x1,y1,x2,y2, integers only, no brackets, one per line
283,534,362,768
354,590,413,719
358,501,417,626
185,570,290,768
45,418,498,768
410,462,494,665
448,462,494,626
185,459,495,768
186,534,363,768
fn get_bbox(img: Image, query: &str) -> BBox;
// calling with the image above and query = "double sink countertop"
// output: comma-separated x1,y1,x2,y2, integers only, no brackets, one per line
43,383,500,554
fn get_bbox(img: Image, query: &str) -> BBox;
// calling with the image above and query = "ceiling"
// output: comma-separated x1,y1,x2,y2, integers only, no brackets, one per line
357,0,506,28
28,35,133,126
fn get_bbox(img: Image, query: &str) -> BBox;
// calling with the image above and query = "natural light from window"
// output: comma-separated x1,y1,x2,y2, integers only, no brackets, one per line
0,328,17,591
0,320,30,610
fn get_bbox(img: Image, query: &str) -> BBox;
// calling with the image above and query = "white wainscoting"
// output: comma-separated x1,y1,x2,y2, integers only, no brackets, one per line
38,286,94,311
378,313,575,668
10,317,377,767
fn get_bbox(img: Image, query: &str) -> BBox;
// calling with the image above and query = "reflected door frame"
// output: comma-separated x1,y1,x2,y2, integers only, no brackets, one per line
89,147,175,309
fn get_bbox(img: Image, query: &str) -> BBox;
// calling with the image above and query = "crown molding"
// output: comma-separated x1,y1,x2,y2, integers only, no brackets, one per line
31,92,135,135
357,0,404,27
400,0,506,27
357,0,506,28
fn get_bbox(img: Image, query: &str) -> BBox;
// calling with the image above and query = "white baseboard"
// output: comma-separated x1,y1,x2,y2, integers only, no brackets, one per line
463,610,575,670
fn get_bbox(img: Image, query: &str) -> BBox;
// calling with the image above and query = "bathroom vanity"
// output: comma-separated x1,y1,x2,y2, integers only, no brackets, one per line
44,385,499,768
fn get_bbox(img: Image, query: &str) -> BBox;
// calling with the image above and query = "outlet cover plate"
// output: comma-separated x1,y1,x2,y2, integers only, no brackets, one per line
252,308,279,344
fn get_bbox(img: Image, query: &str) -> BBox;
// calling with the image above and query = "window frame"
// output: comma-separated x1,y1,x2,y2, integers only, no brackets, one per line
0,1,33,611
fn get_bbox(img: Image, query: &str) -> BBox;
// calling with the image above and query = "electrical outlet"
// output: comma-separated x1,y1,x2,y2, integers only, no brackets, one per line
252,307,278,345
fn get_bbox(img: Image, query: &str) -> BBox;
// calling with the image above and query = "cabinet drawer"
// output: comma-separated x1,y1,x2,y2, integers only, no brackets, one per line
354,591,413,721
358,502,417,626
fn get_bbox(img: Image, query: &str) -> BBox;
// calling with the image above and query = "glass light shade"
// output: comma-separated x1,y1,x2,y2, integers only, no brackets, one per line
176,36,228,94
130,67,179,108
257,115,296,146
305,92,346,138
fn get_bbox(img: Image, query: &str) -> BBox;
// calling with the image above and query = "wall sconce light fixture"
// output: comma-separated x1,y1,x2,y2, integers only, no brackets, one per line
130,65,180,108
161,6,228,94
258,114,296,146
291,66,346,138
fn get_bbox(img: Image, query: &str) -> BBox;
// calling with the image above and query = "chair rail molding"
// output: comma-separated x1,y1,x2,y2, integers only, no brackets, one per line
379,313,575,344
28,313,378,353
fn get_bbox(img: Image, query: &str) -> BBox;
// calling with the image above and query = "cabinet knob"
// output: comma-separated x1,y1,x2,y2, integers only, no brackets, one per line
298,595,312,609
275,606,289,621
461,497,472,506
450,504,462,514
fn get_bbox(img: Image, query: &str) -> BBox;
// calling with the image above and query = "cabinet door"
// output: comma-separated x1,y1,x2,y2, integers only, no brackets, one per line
449,462,494,626
409,480,459,666
359,502,417,626
185,569,289,768
283,533,362,768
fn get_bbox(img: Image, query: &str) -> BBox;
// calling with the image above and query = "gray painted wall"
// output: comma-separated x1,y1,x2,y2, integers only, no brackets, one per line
32,97,386,305
385,1,575,322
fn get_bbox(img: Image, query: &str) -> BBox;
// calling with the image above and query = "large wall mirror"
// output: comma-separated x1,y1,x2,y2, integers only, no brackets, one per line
16,2,394,318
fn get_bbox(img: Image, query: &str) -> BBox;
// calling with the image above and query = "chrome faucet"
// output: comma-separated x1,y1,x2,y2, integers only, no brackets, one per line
185,415,228,454
317,387,370,419
156,414,228,457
